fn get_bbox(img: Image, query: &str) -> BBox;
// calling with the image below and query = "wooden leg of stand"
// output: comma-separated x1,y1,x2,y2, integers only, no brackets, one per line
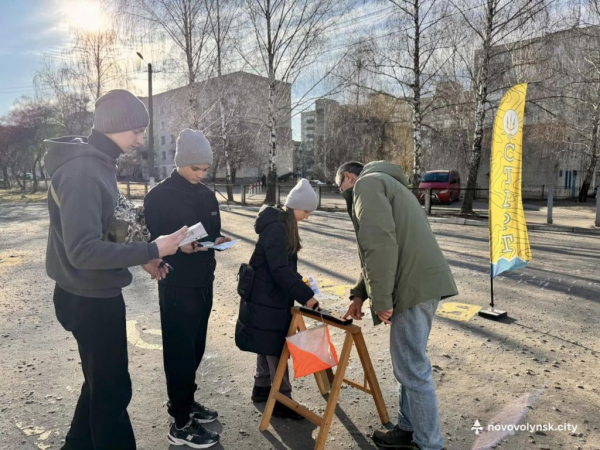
352,331,389,424
259,313,300,432
314,367,335,395
314,370,331,395
314,333,354,450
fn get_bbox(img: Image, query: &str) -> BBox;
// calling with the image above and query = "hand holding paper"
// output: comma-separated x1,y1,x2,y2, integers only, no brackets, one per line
179,222,208,247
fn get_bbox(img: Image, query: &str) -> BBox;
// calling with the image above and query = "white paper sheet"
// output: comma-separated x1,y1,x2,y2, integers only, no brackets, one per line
213,240,238,251
179,222,208,247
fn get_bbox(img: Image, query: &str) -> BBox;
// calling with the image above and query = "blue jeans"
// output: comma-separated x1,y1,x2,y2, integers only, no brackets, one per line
390,298,443,450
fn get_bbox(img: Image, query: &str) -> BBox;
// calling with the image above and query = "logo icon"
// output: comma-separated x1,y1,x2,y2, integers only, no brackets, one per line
503,110,519,137
472,420,484,435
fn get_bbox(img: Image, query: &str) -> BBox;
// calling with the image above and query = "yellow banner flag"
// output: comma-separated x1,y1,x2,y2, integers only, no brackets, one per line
489,83,532,278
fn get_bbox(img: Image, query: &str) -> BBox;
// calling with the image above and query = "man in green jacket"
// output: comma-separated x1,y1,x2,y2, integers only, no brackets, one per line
338,161,458,450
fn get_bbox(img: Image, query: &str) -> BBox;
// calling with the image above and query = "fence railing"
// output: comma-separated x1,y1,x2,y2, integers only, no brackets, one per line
120,181,597,203
118,181,599,227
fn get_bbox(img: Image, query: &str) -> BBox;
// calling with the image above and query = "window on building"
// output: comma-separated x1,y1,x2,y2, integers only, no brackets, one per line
161,136,166,145
160,106,164,115
162,151,166,161
162,166,167,178
171,135,175,143
306,118,315,124
171,150,175,159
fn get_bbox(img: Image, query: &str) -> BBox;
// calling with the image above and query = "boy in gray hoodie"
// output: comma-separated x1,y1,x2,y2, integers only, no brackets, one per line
45,89,187,450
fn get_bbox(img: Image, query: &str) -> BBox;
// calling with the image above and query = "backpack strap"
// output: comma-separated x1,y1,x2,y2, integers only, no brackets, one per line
50,183,60,208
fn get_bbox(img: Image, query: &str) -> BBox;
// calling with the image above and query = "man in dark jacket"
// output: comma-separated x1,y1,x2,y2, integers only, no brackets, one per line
144,129,229,448
45,89,186,450
338,161,458,450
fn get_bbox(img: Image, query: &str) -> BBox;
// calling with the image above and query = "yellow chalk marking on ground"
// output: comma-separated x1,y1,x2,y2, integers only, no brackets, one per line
126,320,162,351
143,328,162,336
318,277,353,298
436,302,481,322
0,253,27,267
15,423,45,436
38,431,52,441
15,422,55,449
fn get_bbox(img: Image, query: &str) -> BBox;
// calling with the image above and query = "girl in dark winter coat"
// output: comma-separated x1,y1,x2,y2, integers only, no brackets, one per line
235,179,319,420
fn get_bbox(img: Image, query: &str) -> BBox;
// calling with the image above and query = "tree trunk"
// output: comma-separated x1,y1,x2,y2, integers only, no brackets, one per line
579,104,600,202
210,154,221,180
38,159,47,189
412,105,423,187
32,157,40,193
1,166,10,189
377,122,387,160
460,84,487,215
265,81,278,205
460,1,494,216
218,97,233,201
11,166,24,190
189,84,199,129
411,0,423,187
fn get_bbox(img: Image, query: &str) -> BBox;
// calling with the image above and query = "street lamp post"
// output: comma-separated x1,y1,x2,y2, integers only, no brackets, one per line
137,52,155,186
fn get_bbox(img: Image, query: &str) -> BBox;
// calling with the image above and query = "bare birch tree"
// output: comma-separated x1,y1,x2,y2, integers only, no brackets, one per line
242,0,346,204
572,3,600,201
206,0,240,200
360,0,453,186
449,0,548,214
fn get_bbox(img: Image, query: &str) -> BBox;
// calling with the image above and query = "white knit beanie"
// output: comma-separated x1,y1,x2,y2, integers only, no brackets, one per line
285,179,318,212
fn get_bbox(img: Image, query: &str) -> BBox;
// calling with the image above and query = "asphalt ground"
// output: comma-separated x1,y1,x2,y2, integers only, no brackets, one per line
0,203,598,450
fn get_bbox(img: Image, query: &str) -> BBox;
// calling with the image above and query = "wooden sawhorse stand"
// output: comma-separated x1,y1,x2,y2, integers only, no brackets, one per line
259,307,389,449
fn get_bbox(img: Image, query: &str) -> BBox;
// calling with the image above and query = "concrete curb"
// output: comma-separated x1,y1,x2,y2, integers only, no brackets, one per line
427,216,600,235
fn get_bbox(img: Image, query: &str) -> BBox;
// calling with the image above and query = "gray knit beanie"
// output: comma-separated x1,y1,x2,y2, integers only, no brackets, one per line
285,178,318,212
175,129,213,167
92,89,149,134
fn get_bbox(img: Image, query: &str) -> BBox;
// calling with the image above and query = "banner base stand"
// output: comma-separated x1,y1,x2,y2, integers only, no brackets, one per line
478,308,507,320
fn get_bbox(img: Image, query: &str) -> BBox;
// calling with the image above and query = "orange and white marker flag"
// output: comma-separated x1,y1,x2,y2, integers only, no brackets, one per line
286,326,339,378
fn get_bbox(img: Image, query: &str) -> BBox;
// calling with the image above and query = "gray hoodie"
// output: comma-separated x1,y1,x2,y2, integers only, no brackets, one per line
44,136,159,298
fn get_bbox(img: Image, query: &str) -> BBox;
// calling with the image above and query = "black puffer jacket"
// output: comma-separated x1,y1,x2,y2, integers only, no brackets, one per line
235,207,314,356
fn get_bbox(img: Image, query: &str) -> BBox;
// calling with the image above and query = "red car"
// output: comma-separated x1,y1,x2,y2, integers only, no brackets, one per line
418,170,461,204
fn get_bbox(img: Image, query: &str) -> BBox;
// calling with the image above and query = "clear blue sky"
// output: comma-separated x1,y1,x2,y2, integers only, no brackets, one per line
0,1,69,116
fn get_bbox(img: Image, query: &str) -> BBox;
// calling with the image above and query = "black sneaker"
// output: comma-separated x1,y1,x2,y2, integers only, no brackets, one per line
251,385,271,403
272,401,305,420
372,425,414,448
168,419,219,449
190,401,218,423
